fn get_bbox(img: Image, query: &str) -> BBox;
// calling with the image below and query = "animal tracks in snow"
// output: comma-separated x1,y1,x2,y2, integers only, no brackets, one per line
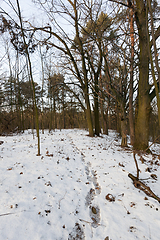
67,132,102,229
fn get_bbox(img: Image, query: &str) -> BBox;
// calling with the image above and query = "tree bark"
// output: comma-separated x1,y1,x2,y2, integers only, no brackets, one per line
84,87,94,137
134,0,151,150
120,104,128,147
39,45,45,134
94,81,100,136
73,0,94,136
147,0,160,126
129,8,135,145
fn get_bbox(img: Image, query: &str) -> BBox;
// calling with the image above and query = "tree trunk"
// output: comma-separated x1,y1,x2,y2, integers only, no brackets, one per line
116,100,121,135
16,0,40,155
39,45,45,134
120,112,128,147
84,88,94,137
121,119,128,147
53,96,57,129
100,100,108,135
49,97,53,132
105,106,109,135
147,0,160,126
134,0,150,150
94,91,100,136
62,83,66,129
93,74,101,136
119,98,128,147
129,8,135,146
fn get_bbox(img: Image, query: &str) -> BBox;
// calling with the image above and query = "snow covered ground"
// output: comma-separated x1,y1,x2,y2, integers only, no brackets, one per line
0,129,160,240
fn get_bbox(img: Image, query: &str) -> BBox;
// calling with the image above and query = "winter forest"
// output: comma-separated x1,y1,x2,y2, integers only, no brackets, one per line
0,0,160,239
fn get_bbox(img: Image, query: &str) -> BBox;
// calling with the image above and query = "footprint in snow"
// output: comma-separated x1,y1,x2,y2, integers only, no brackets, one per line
68,222,85,240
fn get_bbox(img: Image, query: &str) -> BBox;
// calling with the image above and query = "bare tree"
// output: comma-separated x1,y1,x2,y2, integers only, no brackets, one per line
109,0,160,150
31,0,115,136
13,0,40,155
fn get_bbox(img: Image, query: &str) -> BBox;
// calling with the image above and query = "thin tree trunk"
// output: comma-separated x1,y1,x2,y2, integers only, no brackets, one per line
116,100,121,135
73,1,94,136
62,81,66,129
6,46,13,114
120,104,128,147
53,96,57,129
16,0,40,155
100,100,108,135
129,8,135,145
93,73,101,136
84,88,94,137
39,45,45,134
94,90,100,136
147,0,160,126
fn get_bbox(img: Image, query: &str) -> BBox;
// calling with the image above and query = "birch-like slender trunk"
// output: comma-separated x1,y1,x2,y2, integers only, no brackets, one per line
16,0,40,155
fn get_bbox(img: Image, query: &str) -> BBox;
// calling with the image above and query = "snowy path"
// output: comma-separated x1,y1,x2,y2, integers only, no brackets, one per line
0,129,160,240
67,132,102,229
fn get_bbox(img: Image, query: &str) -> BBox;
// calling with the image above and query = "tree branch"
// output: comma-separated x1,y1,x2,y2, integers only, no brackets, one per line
108,0,134,9
128,173,160,203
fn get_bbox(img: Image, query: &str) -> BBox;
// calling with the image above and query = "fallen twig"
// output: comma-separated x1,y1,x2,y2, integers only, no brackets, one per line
58,191,67,209
128,173,160,203
79,218,93,237
79,218,92,224
0,210,25,217
145,134,160,153
133,151,140,179
0,212,16,217
79,218,106,227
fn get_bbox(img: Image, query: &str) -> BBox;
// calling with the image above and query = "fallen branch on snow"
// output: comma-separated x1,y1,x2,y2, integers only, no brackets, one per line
128,173,160,203
0,212,17,217
58,191,67,209
0,210,26,217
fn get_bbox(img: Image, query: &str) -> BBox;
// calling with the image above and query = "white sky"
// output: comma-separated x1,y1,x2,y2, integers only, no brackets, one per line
0,0,42,20
0,0,72,82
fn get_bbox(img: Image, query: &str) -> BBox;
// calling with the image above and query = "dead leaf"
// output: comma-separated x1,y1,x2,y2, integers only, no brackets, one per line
7,168,13,171
145,167,152,172
91,206,97,214
130,202,136,207
45,181,52,187
119,163,125,167
45,210,51,213
104,237,109,240
151,174,157,180
105,194,115,202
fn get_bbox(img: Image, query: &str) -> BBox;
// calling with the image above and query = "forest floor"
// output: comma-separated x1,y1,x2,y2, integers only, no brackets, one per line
0,129,160,240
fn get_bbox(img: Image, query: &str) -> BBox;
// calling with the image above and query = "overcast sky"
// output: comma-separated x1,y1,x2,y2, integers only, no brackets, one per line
0,0,45,24
0,0,50,81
